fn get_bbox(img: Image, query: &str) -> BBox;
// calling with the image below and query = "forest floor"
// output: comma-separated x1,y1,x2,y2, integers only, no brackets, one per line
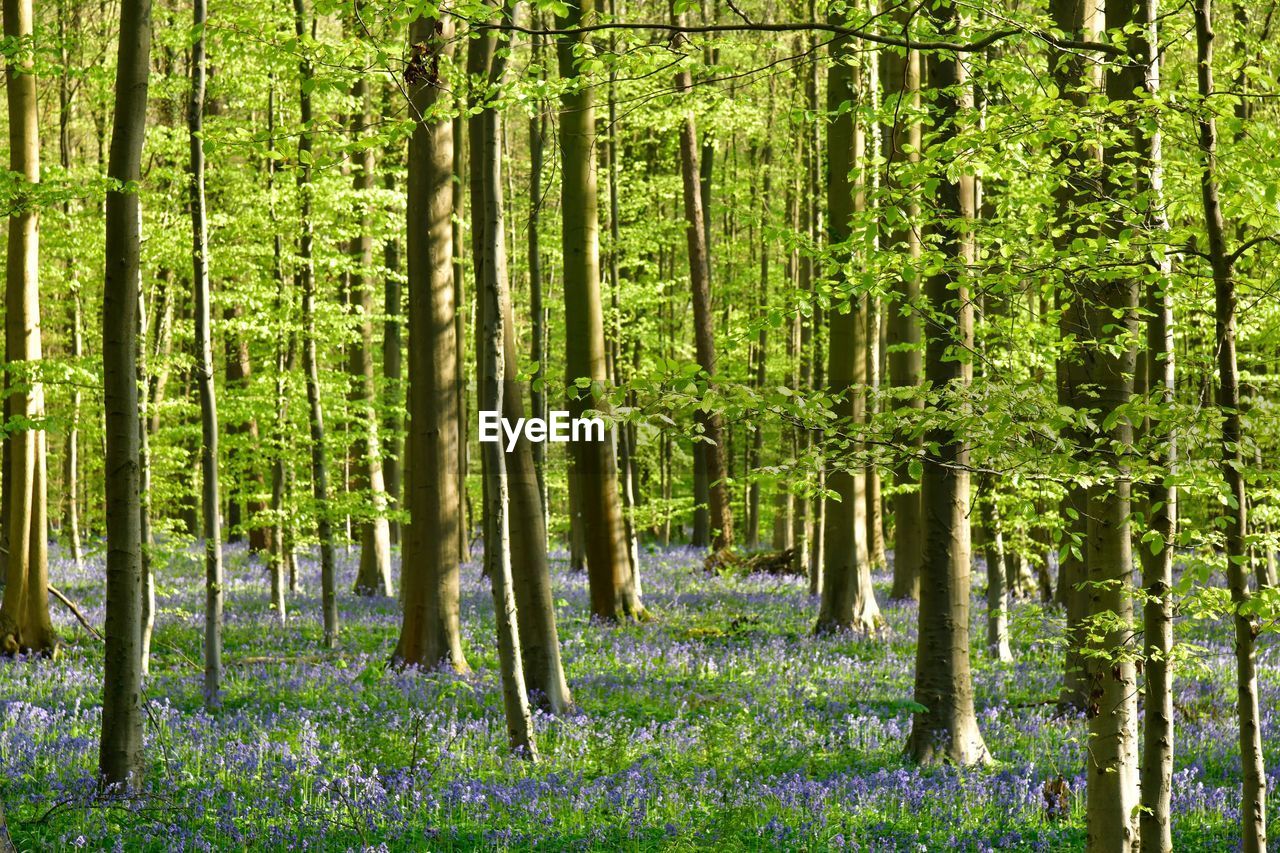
1,541,1276,850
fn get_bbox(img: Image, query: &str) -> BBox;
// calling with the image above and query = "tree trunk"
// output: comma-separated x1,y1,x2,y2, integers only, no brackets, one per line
1196,1,1267,847
469,13,571,712
979,477,1012,662
880,3,921,584
99,0,151,789
906,0,988,767
528,31,548,532
190,0,224,704
556,0,644,620
56,17,84,573
674,24,733,554
382,149,403,548
393,10,469,670
265,75,291,622
1049,0,1099,711
349,70,394,598
1081,1,1143,844
816,24,880,634
293,0,339,647
476,6,540,757
1137,1,1173,849
0,0,55,657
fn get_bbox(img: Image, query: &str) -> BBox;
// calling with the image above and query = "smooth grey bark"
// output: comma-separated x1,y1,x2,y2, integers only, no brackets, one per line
476,4,539,757
556,0,644,619
906,0,989,768
189,0,223,704
674,16,733,553
393,10,468,670
468,9,571,713
293,0,338,647
348,70,394,598
1136,1,1174,849
0,0,55,657
99,0,152,790
816,24,880,634
1195,1,1267,847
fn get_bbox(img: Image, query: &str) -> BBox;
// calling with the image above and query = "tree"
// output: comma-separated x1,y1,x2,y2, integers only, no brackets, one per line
0,0,55,656
468,9,571,711
475,1,539,757
815,22,880,635
555,0,644,620
349,60,394,599
906,0,988,767
1195,0,1268,846
293,0,338,648
674,16,733,554
393,9,468,670
879,11,923,602
1135,0,1175,848
190,0,223,704
99,0,152,790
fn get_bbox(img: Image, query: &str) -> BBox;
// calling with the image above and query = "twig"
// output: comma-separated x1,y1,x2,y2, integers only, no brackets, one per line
47,585,103,642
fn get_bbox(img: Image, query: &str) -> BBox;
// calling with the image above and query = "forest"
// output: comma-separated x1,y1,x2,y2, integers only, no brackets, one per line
0,0,1278,848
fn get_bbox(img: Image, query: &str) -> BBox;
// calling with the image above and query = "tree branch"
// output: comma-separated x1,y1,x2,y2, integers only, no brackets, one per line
464,17,1123,57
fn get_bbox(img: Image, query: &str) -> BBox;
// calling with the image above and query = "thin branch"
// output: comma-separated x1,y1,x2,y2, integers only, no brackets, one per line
47,585,103,642
465,16,1123,56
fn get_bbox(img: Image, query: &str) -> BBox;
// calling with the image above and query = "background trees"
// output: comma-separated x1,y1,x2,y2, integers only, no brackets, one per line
0,0,1277,848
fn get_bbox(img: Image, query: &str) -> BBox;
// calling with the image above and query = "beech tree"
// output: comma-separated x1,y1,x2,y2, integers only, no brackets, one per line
393,8,467,670
98,0,151,790
0,0,55,656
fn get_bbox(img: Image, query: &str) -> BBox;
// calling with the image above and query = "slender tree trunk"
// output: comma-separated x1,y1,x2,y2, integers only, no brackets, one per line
0,0,54,656
56,13,84,573
746,129,771,552
816,25,880,634
349,69,394,598
383,162,403,548
528,30,548,530
1137,2,1173,849
137,288,155,675
469,10,571,711
190,0,224,704
265,76,291,622
477,6,539,756
452,110,471,566
293,0,338,647
906,0,988,767
556,0,644,620
979,477,1012,662
1196,2,1267,847
99,0,152,789
393,9,469,670
674,22,733,554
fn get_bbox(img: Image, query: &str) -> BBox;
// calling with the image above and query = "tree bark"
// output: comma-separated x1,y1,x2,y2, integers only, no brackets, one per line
476,4,540,757
816,23,880,635
674,20,733,554
190,0,224,705
1136,1,1173,849
99,0,151,789
556,0,644,620
349,67,394,598
1196,1,1267,847
979,477,1012,662
293,0,339,647
469,9,571,712
0,0,55,657
1048,0,1099,711
1081,1,1143,844
906,0,988,767
393,10,469,670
